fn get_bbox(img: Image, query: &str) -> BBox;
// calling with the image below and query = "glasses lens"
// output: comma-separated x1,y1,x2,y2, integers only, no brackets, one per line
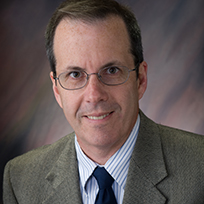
57,66,133,90
58,70,87,90
99,66,129,85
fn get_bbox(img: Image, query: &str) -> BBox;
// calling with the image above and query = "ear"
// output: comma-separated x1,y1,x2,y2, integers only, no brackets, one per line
137,61,148,100
50,72,63,108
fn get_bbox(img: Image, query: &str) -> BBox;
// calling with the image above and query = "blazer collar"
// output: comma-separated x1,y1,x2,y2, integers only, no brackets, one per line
41,111,167,203
42,133,83,204
123,111,168,203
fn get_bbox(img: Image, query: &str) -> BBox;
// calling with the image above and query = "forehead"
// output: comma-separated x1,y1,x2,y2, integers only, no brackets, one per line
53,16,133,71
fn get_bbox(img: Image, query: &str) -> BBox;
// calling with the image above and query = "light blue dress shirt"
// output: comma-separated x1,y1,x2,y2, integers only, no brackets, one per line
75,115,140,204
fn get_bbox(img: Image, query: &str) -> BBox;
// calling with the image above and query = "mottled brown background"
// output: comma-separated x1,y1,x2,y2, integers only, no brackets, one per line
0,0,204,202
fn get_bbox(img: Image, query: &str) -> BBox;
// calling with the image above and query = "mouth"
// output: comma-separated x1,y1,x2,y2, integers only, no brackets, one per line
86,112,113,120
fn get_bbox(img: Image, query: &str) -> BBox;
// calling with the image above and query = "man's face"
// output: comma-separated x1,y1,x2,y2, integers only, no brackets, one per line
51,16,147,161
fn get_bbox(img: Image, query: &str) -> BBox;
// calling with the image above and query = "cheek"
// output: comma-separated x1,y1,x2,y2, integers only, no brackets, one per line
60,93,81,120
120,82,139,116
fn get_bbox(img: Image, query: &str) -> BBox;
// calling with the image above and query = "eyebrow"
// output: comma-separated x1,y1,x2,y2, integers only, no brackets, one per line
64,60,124,71
102,60,124,68
64,66,86,73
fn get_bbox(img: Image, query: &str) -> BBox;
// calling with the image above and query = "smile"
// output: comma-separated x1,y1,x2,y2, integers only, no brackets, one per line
87,113,110,120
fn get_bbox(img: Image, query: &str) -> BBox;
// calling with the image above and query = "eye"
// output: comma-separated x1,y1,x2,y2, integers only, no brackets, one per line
61,70,85,82
69,71,82,79
106,66,120,74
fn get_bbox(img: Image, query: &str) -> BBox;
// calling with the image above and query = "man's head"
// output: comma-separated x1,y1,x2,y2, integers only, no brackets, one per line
46,0,147,164
45,0,144,78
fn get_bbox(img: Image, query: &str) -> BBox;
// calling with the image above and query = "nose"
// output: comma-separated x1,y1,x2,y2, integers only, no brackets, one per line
84,74,108,104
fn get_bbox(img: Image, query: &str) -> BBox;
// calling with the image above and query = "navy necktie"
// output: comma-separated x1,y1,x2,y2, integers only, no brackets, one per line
93,167,117,204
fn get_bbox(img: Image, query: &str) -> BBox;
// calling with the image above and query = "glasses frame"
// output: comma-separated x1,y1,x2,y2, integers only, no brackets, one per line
54,65,138,91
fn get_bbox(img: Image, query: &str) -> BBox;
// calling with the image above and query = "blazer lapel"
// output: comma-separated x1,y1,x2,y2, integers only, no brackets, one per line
42,133,83,204
123,111,168,204
41,111,168,203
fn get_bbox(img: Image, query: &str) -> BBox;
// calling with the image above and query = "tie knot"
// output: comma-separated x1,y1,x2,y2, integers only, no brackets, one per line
93,167,114,189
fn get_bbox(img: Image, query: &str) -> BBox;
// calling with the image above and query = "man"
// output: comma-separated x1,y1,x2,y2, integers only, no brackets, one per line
3,0,204,203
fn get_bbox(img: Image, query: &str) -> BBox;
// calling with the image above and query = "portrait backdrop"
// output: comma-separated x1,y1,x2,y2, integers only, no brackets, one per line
0,0,204,203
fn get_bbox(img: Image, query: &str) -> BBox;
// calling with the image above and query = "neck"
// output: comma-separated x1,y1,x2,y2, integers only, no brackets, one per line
78,139,127,165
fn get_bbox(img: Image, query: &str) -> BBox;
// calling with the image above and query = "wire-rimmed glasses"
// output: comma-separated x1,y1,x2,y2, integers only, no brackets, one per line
54,65,137,90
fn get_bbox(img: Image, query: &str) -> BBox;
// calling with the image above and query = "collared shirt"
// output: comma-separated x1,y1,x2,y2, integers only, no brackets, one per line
75,115,140,204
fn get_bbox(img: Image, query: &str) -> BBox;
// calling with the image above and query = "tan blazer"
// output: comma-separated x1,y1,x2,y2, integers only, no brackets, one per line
3,111,204,203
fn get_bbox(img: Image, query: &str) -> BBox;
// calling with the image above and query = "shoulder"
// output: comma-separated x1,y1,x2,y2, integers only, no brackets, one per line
154,121,204,200
158,123,204,151
139,110,204,159
140,110,204,147
3,133,77,202
5,132,75,176
145,113,204,167
157,124,204,168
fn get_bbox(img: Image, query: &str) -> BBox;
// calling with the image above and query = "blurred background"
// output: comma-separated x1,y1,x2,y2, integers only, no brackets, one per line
0,0,204,202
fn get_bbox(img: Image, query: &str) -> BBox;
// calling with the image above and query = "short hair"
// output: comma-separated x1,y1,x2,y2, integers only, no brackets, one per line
45,0,144,77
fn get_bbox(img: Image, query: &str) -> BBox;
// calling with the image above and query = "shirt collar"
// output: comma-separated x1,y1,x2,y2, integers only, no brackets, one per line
75,137,97,189
75,114,140,190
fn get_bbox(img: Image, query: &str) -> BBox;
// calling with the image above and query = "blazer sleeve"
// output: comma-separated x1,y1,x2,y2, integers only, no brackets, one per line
3,161,19,204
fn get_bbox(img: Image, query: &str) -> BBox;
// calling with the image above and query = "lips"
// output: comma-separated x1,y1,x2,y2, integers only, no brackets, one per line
85,112,113,120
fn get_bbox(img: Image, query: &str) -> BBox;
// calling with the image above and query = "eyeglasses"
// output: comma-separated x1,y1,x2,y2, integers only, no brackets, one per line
54,65,137,90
